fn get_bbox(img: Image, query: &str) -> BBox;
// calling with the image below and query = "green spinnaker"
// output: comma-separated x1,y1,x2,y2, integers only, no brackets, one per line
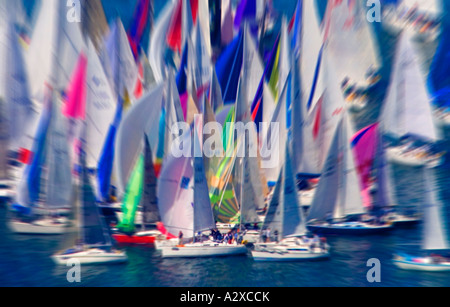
117,155,144,234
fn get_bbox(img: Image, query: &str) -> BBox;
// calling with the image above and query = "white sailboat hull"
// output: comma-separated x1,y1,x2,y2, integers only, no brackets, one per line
252,249,329,262
154,238,179,251
252,240,330,262
52,248,127,265
299,189,315,208
161,242,248,258
307,222,393,235
393,258,450,272
9,219,69,235
386,147,443,167
0,188,14,200
0,179,15,200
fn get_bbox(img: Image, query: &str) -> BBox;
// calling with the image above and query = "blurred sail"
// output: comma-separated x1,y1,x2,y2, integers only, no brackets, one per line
46,95,73,209
308,113,364,222
27,0,85,101
80,0,109,53
149,0,177,82
323,0,381,87
85,40,117,169
0,5,36,153
115,84,164,194
380,32,438,142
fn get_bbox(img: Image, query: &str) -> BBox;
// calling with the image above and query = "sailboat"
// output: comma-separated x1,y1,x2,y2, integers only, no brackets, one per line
306,112,393,235
112,135,162,245
393,167,450,271
9,89,73,235
52,141,127,265
380,32,444,168
159,116,248,258
251,146,330,262
351,123,420,227
382,0,442,42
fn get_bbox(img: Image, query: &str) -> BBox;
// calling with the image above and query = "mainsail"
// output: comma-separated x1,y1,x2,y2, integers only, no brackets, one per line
45,94,73,209
323,0,381,87
263,145,306,239
85,39,117,169
15,91,52,212
79,146,112,248
27,0,85,101
193,116,216,234
307,113,365,222
380,32,438,142
0,6,35,153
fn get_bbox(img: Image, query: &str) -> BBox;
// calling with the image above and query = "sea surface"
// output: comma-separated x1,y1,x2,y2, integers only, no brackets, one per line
2,0,450,287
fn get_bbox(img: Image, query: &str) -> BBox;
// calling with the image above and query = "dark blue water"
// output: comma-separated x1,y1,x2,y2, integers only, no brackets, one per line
3,0,450,287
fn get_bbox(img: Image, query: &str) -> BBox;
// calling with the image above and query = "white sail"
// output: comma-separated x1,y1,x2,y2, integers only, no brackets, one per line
380,32,438,142
115,84,164,194
262,75,289,184
291,56,320,177
263,145,306,239
422,167,449,251
164,69,185,157
307,113,365,222
238,133,264,225
324,0,381,87
27,0,85,101
0,6,36,152
85,39,117,169
263,166,283,236
157,143,194,238
0,97,8,181
243,24,264,108
258,82,276,146
189,20,212,97
276,18,291,100
282,147,306,238
335,112,365,219
372,128,397,209
306,50,347,173
46,95,73,209
301,0,323,109
234,79,265,212
192,116,216,234
148,0,177,83
197,0,212,57
103,19,138,100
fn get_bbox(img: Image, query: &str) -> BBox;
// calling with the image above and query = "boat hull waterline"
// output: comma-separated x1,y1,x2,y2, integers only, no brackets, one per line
52,249,128,265
307,222,393,235
161,243,248,258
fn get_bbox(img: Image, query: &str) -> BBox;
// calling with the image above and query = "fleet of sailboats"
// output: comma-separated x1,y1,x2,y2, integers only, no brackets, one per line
0,0,449,270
